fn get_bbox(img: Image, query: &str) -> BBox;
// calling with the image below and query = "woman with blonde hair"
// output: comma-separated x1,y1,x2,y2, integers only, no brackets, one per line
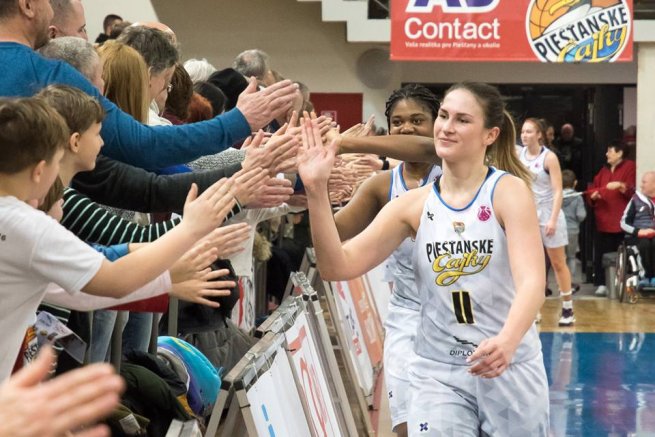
519,117,575,326
94,40,159,358
97,41,150,123
298,82,548,436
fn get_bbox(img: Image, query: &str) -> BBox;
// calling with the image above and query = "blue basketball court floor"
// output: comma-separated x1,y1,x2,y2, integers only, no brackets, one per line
542,332,655,437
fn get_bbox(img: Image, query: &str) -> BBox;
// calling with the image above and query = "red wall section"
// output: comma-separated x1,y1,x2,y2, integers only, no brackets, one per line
311,93,363,131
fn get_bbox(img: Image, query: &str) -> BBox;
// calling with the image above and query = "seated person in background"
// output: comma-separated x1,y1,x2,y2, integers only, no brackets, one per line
621,171,655,287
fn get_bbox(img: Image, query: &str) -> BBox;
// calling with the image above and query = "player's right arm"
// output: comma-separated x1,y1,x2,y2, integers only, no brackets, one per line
299,120,422,280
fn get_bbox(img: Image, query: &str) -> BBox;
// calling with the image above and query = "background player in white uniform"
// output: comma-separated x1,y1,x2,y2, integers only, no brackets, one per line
333,84,441,436
519,118,575,326
298,82,549,436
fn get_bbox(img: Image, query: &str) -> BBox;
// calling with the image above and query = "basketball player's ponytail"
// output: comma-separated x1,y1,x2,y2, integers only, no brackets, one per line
490,110,533,188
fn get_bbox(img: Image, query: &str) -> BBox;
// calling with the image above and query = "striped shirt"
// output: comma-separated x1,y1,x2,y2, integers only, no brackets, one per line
62,187,241,245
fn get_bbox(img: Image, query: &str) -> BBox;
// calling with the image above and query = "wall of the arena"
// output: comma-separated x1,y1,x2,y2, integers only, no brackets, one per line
85,0,158,39
84,0,638,127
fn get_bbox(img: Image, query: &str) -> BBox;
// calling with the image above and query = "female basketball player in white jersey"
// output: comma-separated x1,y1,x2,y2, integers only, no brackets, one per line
298,82,549,436
333,84,441,436
519,118,575,326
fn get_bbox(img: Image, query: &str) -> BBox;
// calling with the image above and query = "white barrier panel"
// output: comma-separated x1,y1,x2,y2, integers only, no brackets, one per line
245,350,311,437
285,311,341,437
331,280,375,396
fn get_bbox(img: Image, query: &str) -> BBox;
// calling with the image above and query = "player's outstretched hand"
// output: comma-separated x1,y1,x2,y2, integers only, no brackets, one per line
466,336,517,378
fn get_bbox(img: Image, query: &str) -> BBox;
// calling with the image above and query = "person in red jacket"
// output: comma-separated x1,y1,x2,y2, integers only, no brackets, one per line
587,140,636,296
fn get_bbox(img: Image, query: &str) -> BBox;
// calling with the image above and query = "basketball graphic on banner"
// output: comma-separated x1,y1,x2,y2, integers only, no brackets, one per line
528,0,570,39
525,0,631,62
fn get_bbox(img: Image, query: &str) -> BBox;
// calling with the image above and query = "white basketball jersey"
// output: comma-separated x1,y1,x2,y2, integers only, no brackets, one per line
413,167,541,364
387,163,442,310
519,146,554,223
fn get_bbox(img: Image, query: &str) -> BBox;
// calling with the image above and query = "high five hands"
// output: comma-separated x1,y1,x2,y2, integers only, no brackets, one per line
297,118,339,192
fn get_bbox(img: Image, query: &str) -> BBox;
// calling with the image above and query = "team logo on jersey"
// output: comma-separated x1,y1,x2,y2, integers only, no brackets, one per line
426,239,494,286
419,422,429,432
453,221,465,234
477,205,492,222
427,211,435,221
525,0,631,62
406,0,500,14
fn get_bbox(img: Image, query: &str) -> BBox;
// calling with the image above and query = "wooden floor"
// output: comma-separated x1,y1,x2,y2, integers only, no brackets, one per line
539,295,655,332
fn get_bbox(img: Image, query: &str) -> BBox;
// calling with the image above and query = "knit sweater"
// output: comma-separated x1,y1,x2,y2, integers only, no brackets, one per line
0,42,250,169
586,160,636,233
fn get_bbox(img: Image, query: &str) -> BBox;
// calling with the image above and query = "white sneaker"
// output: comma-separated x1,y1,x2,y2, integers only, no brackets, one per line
595,285,608,296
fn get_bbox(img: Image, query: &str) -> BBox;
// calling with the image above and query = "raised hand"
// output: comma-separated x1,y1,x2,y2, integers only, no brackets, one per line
304,111,334,144
170,241,218,284
229,167,268,207
264,134,300,176
246,177,294,209
0,346,123,437
242,133,299,177
182,180,236,238
236,78,299,130
241,130,266,150
352,153,383,172
170,267,234,308
203,223,251,259
169,242,235,307
298,119,339,192
287,194,308,208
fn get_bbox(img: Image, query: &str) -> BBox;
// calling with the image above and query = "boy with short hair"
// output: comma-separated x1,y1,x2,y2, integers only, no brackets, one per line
562,169,587,277
0,96,235,379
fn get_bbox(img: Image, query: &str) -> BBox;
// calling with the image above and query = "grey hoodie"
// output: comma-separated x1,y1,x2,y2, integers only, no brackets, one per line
562,188,587,234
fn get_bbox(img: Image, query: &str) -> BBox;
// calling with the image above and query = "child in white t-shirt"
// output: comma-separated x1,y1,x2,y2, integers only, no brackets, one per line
0,96,236,380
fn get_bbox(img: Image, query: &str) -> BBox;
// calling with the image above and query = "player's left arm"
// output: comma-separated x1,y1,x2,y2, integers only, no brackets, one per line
468,175,545,378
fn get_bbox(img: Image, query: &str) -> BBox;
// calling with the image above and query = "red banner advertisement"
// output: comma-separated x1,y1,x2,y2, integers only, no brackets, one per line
391,0,633,62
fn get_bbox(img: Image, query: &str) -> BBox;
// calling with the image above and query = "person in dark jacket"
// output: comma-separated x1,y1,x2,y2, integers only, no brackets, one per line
621,171,655,286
